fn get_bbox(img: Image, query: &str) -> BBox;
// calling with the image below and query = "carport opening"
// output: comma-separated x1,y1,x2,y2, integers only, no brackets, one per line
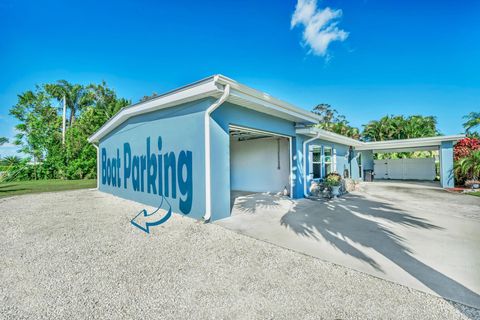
373,149,440,182
229,125,291,209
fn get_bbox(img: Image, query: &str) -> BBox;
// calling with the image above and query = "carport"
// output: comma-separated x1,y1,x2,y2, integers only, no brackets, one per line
356,135,464,188
229,125,292,195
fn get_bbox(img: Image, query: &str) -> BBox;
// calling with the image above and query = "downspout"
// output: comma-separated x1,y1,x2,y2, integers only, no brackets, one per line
303,132,321,198
93,143,100,189
203,82,231,222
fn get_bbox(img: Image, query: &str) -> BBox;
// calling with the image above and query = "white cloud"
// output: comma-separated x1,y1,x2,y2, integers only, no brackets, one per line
291,0,349,57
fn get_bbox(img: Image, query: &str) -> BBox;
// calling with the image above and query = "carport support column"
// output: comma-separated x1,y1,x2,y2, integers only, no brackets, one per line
291,136,305,199
439,141,454,188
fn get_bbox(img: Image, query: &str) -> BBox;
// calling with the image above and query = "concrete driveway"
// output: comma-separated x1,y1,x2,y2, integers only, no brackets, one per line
217,181,480,308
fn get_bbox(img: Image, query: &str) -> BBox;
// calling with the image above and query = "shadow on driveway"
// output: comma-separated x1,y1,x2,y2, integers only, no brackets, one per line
219,189,480,317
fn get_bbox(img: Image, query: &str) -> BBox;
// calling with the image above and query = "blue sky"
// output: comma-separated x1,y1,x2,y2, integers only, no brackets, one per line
1,0,479,156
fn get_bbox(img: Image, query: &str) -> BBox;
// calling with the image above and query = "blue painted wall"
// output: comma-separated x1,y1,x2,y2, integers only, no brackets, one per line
361,150,374,171
292,136,305,199
440,141,454,188
210,102,298,218
302,138,362,192
211,102,297,136
98,98,303,221
99,99,209,220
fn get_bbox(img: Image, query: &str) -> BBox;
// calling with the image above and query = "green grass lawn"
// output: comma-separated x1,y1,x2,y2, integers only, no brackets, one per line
468,191,480,197
0,179,96,198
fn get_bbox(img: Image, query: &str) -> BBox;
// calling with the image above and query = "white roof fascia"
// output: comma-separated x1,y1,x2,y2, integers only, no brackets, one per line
356,135,465,151
296,128,465,151
88,78,221,143
216,75,321,123
89,74,321,144
227,88,319,123
296,127,364,147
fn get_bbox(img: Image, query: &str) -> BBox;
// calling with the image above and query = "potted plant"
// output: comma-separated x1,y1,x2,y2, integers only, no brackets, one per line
325,172,342,198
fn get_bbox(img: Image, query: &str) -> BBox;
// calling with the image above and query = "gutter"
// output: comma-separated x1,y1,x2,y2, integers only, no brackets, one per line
302,132,321,198
92,143,100,190
203,79,231,222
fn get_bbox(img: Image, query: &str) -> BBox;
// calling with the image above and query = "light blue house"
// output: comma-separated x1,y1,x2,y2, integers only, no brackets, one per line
88,75,463,221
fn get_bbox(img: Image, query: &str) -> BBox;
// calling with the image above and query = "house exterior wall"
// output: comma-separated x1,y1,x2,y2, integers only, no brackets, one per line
98,99,212,220
210,102,299,219
303,137,361,183
97,98,303,222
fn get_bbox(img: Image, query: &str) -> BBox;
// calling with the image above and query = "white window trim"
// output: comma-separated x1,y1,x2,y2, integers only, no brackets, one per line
323,146,333,177
310,145,322,180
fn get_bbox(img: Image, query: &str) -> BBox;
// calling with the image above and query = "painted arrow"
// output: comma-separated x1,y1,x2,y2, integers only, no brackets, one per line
130,196,172,234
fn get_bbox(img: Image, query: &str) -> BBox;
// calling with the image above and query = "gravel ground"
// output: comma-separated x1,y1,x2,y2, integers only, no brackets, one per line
0,189,479,320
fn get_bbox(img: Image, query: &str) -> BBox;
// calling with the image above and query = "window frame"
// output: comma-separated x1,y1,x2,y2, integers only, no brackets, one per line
358,152,363,178
324,146,333,176
311,145,322,179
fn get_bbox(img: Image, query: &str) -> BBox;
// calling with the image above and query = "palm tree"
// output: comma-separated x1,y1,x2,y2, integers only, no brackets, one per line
456,150,480,181
463,112,480,136
0,137,8,146
44,80,93,126
3,155,21,166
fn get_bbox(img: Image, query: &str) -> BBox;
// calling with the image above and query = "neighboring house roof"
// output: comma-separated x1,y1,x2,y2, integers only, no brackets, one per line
297,127,465,151
88,75,321,143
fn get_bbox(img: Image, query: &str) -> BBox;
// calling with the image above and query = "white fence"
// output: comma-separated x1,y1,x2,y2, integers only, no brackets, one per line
374,158,436,181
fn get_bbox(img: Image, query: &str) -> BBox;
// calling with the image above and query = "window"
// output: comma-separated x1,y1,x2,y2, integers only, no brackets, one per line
324,146,332,176
312,146,321,179
358,153,362,178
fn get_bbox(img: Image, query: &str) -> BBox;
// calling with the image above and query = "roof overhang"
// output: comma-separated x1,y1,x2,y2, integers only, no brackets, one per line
297,127,465,151
356,135,465,151
296,127,364,147
88,75,321,144
217,76,322,125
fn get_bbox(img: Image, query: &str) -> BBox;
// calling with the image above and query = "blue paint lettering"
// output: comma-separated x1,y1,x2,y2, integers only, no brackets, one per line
177,150,192,214
124,142,131,189
101,136,193,215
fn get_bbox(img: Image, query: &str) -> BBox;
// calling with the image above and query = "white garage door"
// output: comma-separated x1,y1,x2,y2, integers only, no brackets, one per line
374,158,436,181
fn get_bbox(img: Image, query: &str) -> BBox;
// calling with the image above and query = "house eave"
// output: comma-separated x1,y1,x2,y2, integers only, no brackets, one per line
88,74,320,144
296,127,364,147
356,135,465,151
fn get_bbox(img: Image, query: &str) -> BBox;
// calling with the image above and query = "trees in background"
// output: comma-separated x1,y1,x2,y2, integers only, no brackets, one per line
361,115,440,160
463,112,480,138
3,81,130,181
361,115,439,142
310,104,441,159
0,137,7,145
311,104,360,139
44,80,93,126
310,104,440,143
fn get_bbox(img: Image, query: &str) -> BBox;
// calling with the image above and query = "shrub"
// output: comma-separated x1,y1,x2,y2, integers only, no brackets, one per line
454,137,480,160
456,150,480,182
324,172,342,187
454,137,480,185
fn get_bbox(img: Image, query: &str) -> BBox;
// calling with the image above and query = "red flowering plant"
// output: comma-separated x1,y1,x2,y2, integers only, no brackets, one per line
454,137,480,184
454,137,480,160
